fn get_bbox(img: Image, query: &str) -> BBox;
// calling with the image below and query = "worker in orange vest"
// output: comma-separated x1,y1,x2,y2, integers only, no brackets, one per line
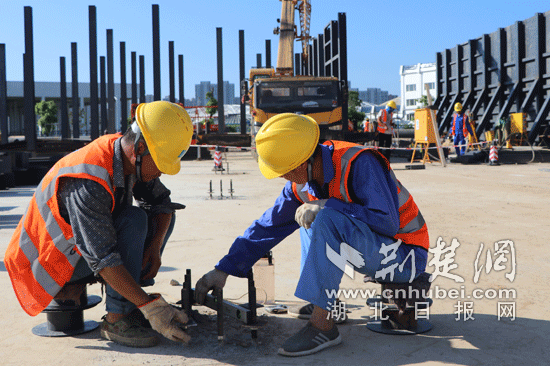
449,102,474,156
195,113,431,357
377,100,397,162
5,101,193,347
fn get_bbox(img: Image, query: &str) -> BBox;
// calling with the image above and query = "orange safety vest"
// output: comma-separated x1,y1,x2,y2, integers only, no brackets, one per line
291,140,429,250
377,109,393,134
451,113,470,137
5,134,119,316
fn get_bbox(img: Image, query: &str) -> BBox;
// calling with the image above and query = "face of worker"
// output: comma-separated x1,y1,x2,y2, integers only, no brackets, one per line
136,142,162,182
281,161,308,184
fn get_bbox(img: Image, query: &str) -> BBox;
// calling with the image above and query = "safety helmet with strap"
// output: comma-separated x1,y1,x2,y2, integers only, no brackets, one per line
454,102,463,112
387,100,397,110
255,113,320,179
132,101,193,177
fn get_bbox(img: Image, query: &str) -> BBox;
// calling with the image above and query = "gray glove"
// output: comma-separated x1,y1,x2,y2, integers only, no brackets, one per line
195,269,229,305
139,294,190,343
295,199,328,229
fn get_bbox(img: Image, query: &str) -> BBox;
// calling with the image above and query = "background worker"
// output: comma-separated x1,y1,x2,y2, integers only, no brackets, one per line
195,113,430,357
377,100,397,162
449,102,474,156
5,101,193,348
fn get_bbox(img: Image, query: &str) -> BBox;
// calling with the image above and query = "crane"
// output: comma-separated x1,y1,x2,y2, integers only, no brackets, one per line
245,0,344,140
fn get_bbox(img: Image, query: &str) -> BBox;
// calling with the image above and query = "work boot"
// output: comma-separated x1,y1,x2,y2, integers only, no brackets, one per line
100,315,158,348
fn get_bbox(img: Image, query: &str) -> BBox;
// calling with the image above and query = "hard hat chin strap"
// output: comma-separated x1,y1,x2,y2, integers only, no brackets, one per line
131,121,150,182
307,155,315,182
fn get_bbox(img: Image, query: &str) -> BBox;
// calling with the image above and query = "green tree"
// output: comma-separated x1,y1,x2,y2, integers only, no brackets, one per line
35,100,58,136
417,93,434,108
205,90,218,122
347,90,365,130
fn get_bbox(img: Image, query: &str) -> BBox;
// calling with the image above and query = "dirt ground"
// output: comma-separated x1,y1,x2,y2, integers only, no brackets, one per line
1,149,549,366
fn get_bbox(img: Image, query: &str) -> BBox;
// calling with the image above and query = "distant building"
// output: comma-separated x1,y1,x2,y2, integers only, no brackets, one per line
358,88,396,105
194,81,235,106
400,63,437,121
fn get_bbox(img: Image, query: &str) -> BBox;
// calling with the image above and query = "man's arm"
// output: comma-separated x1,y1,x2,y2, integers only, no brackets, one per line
215,181,302,277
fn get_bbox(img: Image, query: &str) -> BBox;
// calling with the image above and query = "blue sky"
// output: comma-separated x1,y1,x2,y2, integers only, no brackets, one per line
1,1,549,100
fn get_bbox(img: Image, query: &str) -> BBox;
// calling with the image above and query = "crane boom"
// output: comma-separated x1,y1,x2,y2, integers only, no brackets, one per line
276,0,297,75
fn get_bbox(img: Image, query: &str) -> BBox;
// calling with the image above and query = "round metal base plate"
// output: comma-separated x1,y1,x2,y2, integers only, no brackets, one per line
367,319,433,335
32,320,99,337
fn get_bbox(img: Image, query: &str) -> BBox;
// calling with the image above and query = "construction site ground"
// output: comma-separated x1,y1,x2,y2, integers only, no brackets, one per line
1,149,549,366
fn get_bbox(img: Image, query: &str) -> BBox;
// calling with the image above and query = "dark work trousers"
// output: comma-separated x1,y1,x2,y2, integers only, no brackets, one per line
378,133,393,162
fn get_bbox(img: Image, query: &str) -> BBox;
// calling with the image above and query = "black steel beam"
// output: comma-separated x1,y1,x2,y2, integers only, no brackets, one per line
59,57,69,139
338,12,348,136
106,29,115,133
294,53,300,75
100,56,107,133
178,54,184,105
119,42,127,133
471,88,488,118
71,42,80,139
239,30,246,134
529,93,550,143
265,39,271,69
152,4,161,101
24,6,36,151
318,33,325,77
520,78,541,111
0,44,7,145
216,27,225,133
256,53,261,68
131,52,137,105
497,82,520,121
476,85,503,136
169,41,175,103
88,6,99,140
139,55,146,103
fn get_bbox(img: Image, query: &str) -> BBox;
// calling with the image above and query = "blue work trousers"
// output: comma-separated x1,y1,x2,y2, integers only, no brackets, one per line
296,208,426,311
454,134,467,156
70,206,175,315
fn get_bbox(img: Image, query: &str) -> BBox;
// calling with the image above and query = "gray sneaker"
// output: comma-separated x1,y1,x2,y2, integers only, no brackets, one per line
278,322,342,357
100,315,159,348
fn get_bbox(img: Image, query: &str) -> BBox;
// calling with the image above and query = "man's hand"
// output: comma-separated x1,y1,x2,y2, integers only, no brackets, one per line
195,269,229,305
295,199,328,229
138,294,190,343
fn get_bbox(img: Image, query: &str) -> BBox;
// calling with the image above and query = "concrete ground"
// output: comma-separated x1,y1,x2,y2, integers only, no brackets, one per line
1,149,549,366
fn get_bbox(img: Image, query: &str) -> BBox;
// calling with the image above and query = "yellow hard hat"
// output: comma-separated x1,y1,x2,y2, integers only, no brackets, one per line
255,113,320,179
454,102,463,112
387,100,397,110
135,101,193,175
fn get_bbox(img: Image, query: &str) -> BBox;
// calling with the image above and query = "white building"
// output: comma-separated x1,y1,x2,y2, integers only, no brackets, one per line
399,63,437,121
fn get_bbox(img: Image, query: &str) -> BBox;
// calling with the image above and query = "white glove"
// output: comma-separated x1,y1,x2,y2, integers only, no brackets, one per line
195,269,229,305
295,199,328,229
139,294,190,343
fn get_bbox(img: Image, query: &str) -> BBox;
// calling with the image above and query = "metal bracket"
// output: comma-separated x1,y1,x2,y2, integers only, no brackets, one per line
179,269,265,340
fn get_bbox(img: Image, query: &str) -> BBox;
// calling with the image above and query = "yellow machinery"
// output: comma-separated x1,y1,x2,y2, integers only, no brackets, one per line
411,108,437,164
244,0,344,140
508,112,528,146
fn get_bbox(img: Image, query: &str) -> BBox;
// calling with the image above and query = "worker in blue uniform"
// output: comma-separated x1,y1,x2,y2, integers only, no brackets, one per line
449,102,474,156
195,113,431,357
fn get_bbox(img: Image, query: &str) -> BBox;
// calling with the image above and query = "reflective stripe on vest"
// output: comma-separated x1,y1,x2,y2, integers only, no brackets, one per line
291,141,429,250
5,135,118,316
